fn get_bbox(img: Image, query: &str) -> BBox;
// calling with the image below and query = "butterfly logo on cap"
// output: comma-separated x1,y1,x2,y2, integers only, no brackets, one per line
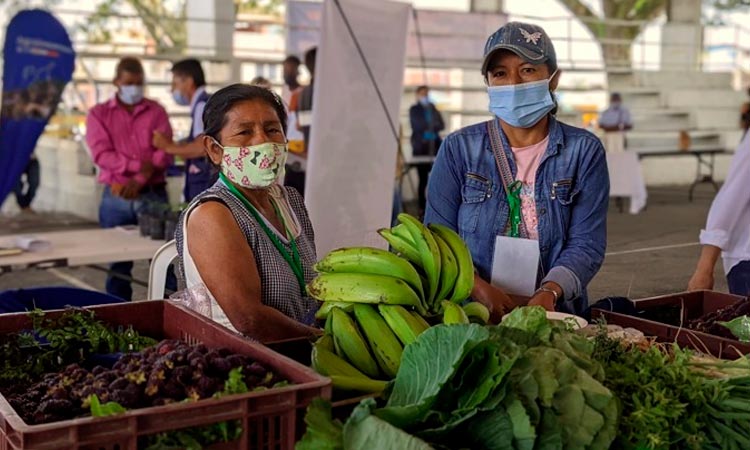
519,28,542,45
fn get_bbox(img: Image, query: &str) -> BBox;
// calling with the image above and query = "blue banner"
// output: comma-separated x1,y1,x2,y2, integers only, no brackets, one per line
0,9,75,205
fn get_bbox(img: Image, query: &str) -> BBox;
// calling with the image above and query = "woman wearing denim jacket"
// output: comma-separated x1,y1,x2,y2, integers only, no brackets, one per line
424,22,609,320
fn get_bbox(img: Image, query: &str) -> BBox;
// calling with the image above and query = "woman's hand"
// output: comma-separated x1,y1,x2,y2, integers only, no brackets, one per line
527,292,555,311
527,282,563,312
471,275,516,324
688,269,714,291
688,245,721,291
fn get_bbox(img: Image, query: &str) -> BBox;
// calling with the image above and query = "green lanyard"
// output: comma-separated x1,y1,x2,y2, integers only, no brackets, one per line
219,173,307,296
506,180,523,238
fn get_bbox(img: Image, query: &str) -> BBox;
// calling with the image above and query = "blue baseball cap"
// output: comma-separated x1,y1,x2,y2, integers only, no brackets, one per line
481,21,557,76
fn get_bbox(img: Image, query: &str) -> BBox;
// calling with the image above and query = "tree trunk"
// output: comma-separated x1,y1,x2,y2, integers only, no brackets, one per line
596,24,640,88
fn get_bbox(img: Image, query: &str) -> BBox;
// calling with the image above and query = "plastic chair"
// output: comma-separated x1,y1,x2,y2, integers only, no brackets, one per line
0,287,125,314
146,240,178,301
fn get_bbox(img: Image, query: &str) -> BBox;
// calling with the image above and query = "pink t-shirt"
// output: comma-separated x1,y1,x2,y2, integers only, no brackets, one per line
86,97,173,186
511,135,548,240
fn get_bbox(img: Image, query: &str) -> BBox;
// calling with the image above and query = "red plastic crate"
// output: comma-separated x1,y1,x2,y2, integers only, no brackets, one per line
0,301,331,450
592,290,750,359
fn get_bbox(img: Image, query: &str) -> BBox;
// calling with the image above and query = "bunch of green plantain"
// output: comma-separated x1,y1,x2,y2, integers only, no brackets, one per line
310,304,430,393
308,214,476,316
380,213,476,314
307,214,491,393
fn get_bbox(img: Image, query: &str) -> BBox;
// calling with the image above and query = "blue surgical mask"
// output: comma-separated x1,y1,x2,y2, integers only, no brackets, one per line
419,97,430,106
172,90,190,106
118,85,144,105
488,71,557,128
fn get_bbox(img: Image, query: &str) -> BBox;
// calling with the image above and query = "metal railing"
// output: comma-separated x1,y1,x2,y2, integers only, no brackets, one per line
6,6,748,135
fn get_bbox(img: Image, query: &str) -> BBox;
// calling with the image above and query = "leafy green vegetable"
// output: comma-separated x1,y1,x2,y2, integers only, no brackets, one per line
296,398,344,450
505,396,535,450
465,407,514,450
343,399,434,450
1,307,156,390
217,367,248,397
592,330,709,449
377,324,489,428
500,306,551,341
88,395,127,417
719,315,750,342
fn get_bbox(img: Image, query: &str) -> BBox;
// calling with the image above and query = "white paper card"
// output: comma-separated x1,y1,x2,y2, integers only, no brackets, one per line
491,235,540,297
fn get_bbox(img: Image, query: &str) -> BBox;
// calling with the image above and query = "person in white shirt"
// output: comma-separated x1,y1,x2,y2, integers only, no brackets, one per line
598,92,632,153
688,131,750,295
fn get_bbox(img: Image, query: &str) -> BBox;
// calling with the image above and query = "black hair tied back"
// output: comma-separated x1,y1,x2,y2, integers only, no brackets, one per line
202,83,288,141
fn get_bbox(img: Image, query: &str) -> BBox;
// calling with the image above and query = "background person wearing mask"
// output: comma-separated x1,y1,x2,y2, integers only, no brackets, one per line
152,58,213,202
598,92,632,153
424,22,609,320
288,47,317,197
409,85,445,215
175,84,319,342
86,57,173,300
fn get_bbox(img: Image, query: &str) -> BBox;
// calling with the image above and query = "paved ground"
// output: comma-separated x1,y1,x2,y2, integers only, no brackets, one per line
0,184,729,302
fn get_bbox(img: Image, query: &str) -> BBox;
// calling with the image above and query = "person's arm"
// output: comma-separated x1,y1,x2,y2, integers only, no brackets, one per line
187,201,318,342
423,136,513,319
688,245,721,291
154,134,207,159
148,106,174,174
689,134,750,290
536,138,609,309
434,105,446,133
423,136,461,228
472,274,519,323
154,101,207,159
86,109,143,177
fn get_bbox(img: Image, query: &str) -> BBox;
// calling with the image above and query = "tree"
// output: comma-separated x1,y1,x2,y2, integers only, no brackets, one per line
557,0,668,75
82,0,187,53
81,0,283,54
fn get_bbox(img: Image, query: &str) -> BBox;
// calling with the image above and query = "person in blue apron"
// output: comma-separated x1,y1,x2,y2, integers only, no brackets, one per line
152,58,216,202
424,22,609,321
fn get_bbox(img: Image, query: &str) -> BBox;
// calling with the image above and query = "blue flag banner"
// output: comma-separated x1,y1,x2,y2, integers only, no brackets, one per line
0,9,75,205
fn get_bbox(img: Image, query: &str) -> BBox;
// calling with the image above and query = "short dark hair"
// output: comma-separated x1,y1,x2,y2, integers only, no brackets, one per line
416,85,429,94
171,58,206,87
115,57,144,79
611,92,622,101
203,83,288,140
304,47,317,74
283,55,301,66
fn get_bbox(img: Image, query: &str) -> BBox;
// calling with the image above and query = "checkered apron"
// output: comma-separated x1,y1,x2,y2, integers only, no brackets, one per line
175,182,319,332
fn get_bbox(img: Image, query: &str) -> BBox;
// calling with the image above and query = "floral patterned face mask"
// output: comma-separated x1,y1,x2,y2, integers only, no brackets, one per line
214,139,287,189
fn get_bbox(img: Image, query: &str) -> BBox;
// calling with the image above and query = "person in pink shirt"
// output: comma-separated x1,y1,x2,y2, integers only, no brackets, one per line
86,57,173,300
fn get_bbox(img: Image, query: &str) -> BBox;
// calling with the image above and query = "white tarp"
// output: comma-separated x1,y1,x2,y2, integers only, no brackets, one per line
305,0,410,255
286,1,506,63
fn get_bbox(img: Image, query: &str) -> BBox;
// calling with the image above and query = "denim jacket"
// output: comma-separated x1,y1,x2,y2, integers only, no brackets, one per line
424,116,609,314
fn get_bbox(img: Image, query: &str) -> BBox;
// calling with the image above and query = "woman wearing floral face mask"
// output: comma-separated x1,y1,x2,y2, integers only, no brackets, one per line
424,22,609,321
174,84,319,342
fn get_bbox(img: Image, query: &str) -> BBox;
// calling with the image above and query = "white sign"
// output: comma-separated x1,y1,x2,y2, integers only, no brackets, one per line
305,0,410,255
